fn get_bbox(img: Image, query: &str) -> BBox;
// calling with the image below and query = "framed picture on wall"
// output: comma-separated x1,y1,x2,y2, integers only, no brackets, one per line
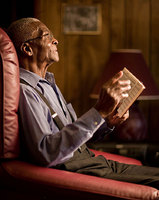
62,4,102,35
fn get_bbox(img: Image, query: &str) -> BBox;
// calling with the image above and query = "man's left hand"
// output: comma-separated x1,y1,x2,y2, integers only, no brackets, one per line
106,110,129,127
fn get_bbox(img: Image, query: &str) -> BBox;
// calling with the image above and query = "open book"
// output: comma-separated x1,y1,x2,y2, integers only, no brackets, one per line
117,67,145,117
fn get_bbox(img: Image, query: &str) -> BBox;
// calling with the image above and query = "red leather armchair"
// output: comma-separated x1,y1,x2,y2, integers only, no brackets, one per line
0,27,159,200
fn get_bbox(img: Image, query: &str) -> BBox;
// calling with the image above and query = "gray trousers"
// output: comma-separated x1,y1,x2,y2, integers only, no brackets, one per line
56,145,159,189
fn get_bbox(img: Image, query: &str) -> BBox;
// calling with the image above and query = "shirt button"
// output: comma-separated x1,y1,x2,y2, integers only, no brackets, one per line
94,121,98,126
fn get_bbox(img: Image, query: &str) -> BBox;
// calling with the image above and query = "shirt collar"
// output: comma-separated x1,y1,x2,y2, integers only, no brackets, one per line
19,68,55,87
45,71,56,86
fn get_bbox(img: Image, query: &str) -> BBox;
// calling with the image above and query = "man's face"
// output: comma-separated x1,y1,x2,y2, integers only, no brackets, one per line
28,22,59,65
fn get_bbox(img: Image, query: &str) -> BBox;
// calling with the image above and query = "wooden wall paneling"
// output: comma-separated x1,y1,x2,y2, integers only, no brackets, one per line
61,0,96,116
149,0,159,142
151,0,159,87
80,0,110,115
60,0,111,116
34,0,46,25
63,34,84,115
110,0,126,50
126,0,150,63
125,0,151,140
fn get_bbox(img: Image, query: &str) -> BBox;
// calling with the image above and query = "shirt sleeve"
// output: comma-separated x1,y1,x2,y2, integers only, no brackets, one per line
88,121,115,142
19,85,105,167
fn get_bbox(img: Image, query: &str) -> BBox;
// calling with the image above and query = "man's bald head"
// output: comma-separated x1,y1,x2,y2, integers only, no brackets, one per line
7,18,43,52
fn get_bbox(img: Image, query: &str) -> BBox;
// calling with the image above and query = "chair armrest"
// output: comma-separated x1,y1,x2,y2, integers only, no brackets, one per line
1,160,158,200
91,149,142,165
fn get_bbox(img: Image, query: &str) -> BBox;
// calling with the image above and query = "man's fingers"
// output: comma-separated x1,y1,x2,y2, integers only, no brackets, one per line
103,71,124,88
97,70,131,118
119,79,131,85
114,79,131,98
112,71,123,83
121,84,131,92
113,83,131,98
122,93,129,98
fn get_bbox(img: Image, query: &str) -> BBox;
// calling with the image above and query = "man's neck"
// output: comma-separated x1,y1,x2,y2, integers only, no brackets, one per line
20,61,49,78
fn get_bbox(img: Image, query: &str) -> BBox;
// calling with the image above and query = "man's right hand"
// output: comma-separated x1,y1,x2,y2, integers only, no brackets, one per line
94,71,131,119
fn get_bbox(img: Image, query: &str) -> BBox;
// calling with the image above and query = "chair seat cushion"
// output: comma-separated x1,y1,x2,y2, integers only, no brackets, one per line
1,160,159,200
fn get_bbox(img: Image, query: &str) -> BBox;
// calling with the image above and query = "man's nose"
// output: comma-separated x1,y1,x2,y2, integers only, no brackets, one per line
52,38,58,45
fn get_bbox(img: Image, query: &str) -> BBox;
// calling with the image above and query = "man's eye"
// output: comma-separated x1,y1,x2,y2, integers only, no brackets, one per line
41,33,49,38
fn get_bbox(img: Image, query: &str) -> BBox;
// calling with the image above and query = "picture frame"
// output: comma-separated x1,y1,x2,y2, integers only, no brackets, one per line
62,4,102,35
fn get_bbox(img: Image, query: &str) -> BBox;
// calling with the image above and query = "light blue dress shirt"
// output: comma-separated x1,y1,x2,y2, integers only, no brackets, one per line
19,68,111,167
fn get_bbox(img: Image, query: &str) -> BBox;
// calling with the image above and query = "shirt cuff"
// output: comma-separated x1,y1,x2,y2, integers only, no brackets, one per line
78,107,105,133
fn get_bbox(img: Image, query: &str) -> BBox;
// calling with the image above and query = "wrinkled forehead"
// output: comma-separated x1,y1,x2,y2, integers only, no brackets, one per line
31,21,50,37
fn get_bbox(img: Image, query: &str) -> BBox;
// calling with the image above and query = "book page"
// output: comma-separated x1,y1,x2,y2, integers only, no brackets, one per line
117,68,145,117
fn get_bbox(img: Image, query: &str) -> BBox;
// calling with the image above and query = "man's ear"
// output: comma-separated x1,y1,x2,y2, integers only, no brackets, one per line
20,42,33,56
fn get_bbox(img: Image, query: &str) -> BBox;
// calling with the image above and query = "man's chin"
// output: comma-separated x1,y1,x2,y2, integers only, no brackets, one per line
52,55,59,63
48,58,59,65
55,58,59,62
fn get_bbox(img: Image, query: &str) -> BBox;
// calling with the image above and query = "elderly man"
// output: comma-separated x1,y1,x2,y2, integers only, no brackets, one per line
7,18,159,189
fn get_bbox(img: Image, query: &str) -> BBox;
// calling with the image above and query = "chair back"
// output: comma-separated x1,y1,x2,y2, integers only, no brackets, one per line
0,28,20,159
